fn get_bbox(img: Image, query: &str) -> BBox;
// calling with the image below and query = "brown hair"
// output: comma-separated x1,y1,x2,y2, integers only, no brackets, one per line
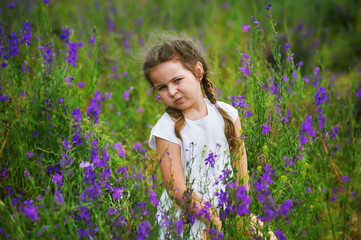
143,34,238,151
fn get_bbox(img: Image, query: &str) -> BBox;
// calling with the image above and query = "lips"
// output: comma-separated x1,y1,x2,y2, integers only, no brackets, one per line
174,97,183,104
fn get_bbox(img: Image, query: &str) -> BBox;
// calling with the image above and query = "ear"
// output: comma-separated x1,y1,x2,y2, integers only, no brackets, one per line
195,61,204,80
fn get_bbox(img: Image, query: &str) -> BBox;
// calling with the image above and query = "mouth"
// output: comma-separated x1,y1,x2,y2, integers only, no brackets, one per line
174,97,183,104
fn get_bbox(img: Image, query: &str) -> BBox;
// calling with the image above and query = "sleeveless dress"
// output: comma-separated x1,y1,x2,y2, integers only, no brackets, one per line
148,98,238,239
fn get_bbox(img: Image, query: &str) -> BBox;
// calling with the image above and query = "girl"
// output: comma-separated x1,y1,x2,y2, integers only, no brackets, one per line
143,34,249,239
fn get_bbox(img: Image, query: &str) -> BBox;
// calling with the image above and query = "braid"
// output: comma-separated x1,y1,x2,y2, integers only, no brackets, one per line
165,106,186,141
201,76,239,151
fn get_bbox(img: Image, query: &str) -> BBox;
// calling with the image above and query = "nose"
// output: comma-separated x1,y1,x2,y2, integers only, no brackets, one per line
168,84,178,96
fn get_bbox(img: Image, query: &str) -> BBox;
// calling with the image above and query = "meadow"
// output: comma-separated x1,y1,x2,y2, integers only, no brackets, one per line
0,0,361,239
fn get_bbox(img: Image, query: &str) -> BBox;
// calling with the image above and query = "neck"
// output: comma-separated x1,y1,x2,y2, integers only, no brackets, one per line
183,97,207,121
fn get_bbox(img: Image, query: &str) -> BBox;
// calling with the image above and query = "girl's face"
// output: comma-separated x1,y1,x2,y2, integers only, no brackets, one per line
149,60,204,114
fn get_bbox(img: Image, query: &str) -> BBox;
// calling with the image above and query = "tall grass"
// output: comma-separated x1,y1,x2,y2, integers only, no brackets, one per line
0,0,360,239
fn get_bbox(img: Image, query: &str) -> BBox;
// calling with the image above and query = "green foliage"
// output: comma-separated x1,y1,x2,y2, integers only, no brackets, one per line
0,0,360,239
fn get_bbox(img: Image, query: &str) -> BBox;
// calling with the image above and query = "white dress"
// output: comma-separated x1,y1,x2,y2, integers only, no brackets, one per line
149,98,238,239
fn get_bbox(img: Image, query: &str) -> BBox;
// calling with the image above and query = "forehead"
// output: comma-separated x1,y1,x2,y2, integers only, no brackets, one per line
149,60,190,83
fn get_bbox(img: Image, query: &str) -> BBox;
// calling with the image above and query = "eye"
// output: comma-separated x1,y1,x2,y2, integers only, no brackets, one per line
157,86,166,91
174,78,182,83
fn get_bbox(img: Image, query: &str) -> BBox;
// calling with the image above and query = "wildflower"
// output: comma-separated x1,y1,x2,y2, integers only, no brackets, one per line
114,143,126,158
23,205,39,222
52,173,63,183
175,219,185,235
205,152,217,168
86,90,102,124
100,168,111,180
71,107,82,123
44,0,49,3
8,3,16,9
26,151,33,158
265,3,272,10
132,142,147,154
20,20,32,46
1,63,7,68
331,126,338,138
123,90,129,101
236,185,250,216
314,87,329,106
137,221,150,240
77,81,84,88
0,165,8,180
274,228,286,240
66,41,79,68
284,43,292,51
245,110,252,117
241,24,250,32
60,26,71,41
300,115,315,137
112,187,125,200
8,32,19,57
261,123,271,135
80,161,92,168
341,176,349,183
64,76,74,86
283,156,294,167
149,190,159,207
356,89,361,100
278,199,293,217
90,36,96,44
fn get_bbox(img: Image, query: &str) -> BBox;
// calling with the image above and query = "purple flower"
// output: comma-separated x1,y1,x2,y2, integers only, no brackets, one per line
123,90,129,101
241,24,250,32
245,110,252,117
112,187,125,200
283,156,294,167
261,123,271,135
52,173,63,183
274,228,286,240
66,42,79,68
90,37,96,44
114,143,125,158
314,87,329,106
71,107,82,123
8,3,16,9
23,205,39,222
86,90,102,124
341,176,349,183
137,221,150,240
236,185,250,216
26,151,34,158
8,32,19,57
60,26,72,41
301,115,315,137
44,0,49,3
265,4,272,10
20,20,32,46
149,190,159,206
77,81,84,88
175,219,185,235
331,126,338,138
356,89,361,100
278,199,293,217
104,92,112,99
54,190,64,204
205,151,217,168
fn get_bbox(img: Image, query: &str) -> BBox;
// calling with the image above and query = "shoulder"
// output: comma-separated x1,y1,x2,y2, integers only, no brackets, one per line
148,113,181,149
217,100,239,122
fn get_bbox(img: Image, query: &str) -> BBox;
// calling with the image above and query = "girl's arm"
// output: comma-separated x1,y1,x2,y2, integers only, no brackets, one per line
233,116,250,191
155,137,221,230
